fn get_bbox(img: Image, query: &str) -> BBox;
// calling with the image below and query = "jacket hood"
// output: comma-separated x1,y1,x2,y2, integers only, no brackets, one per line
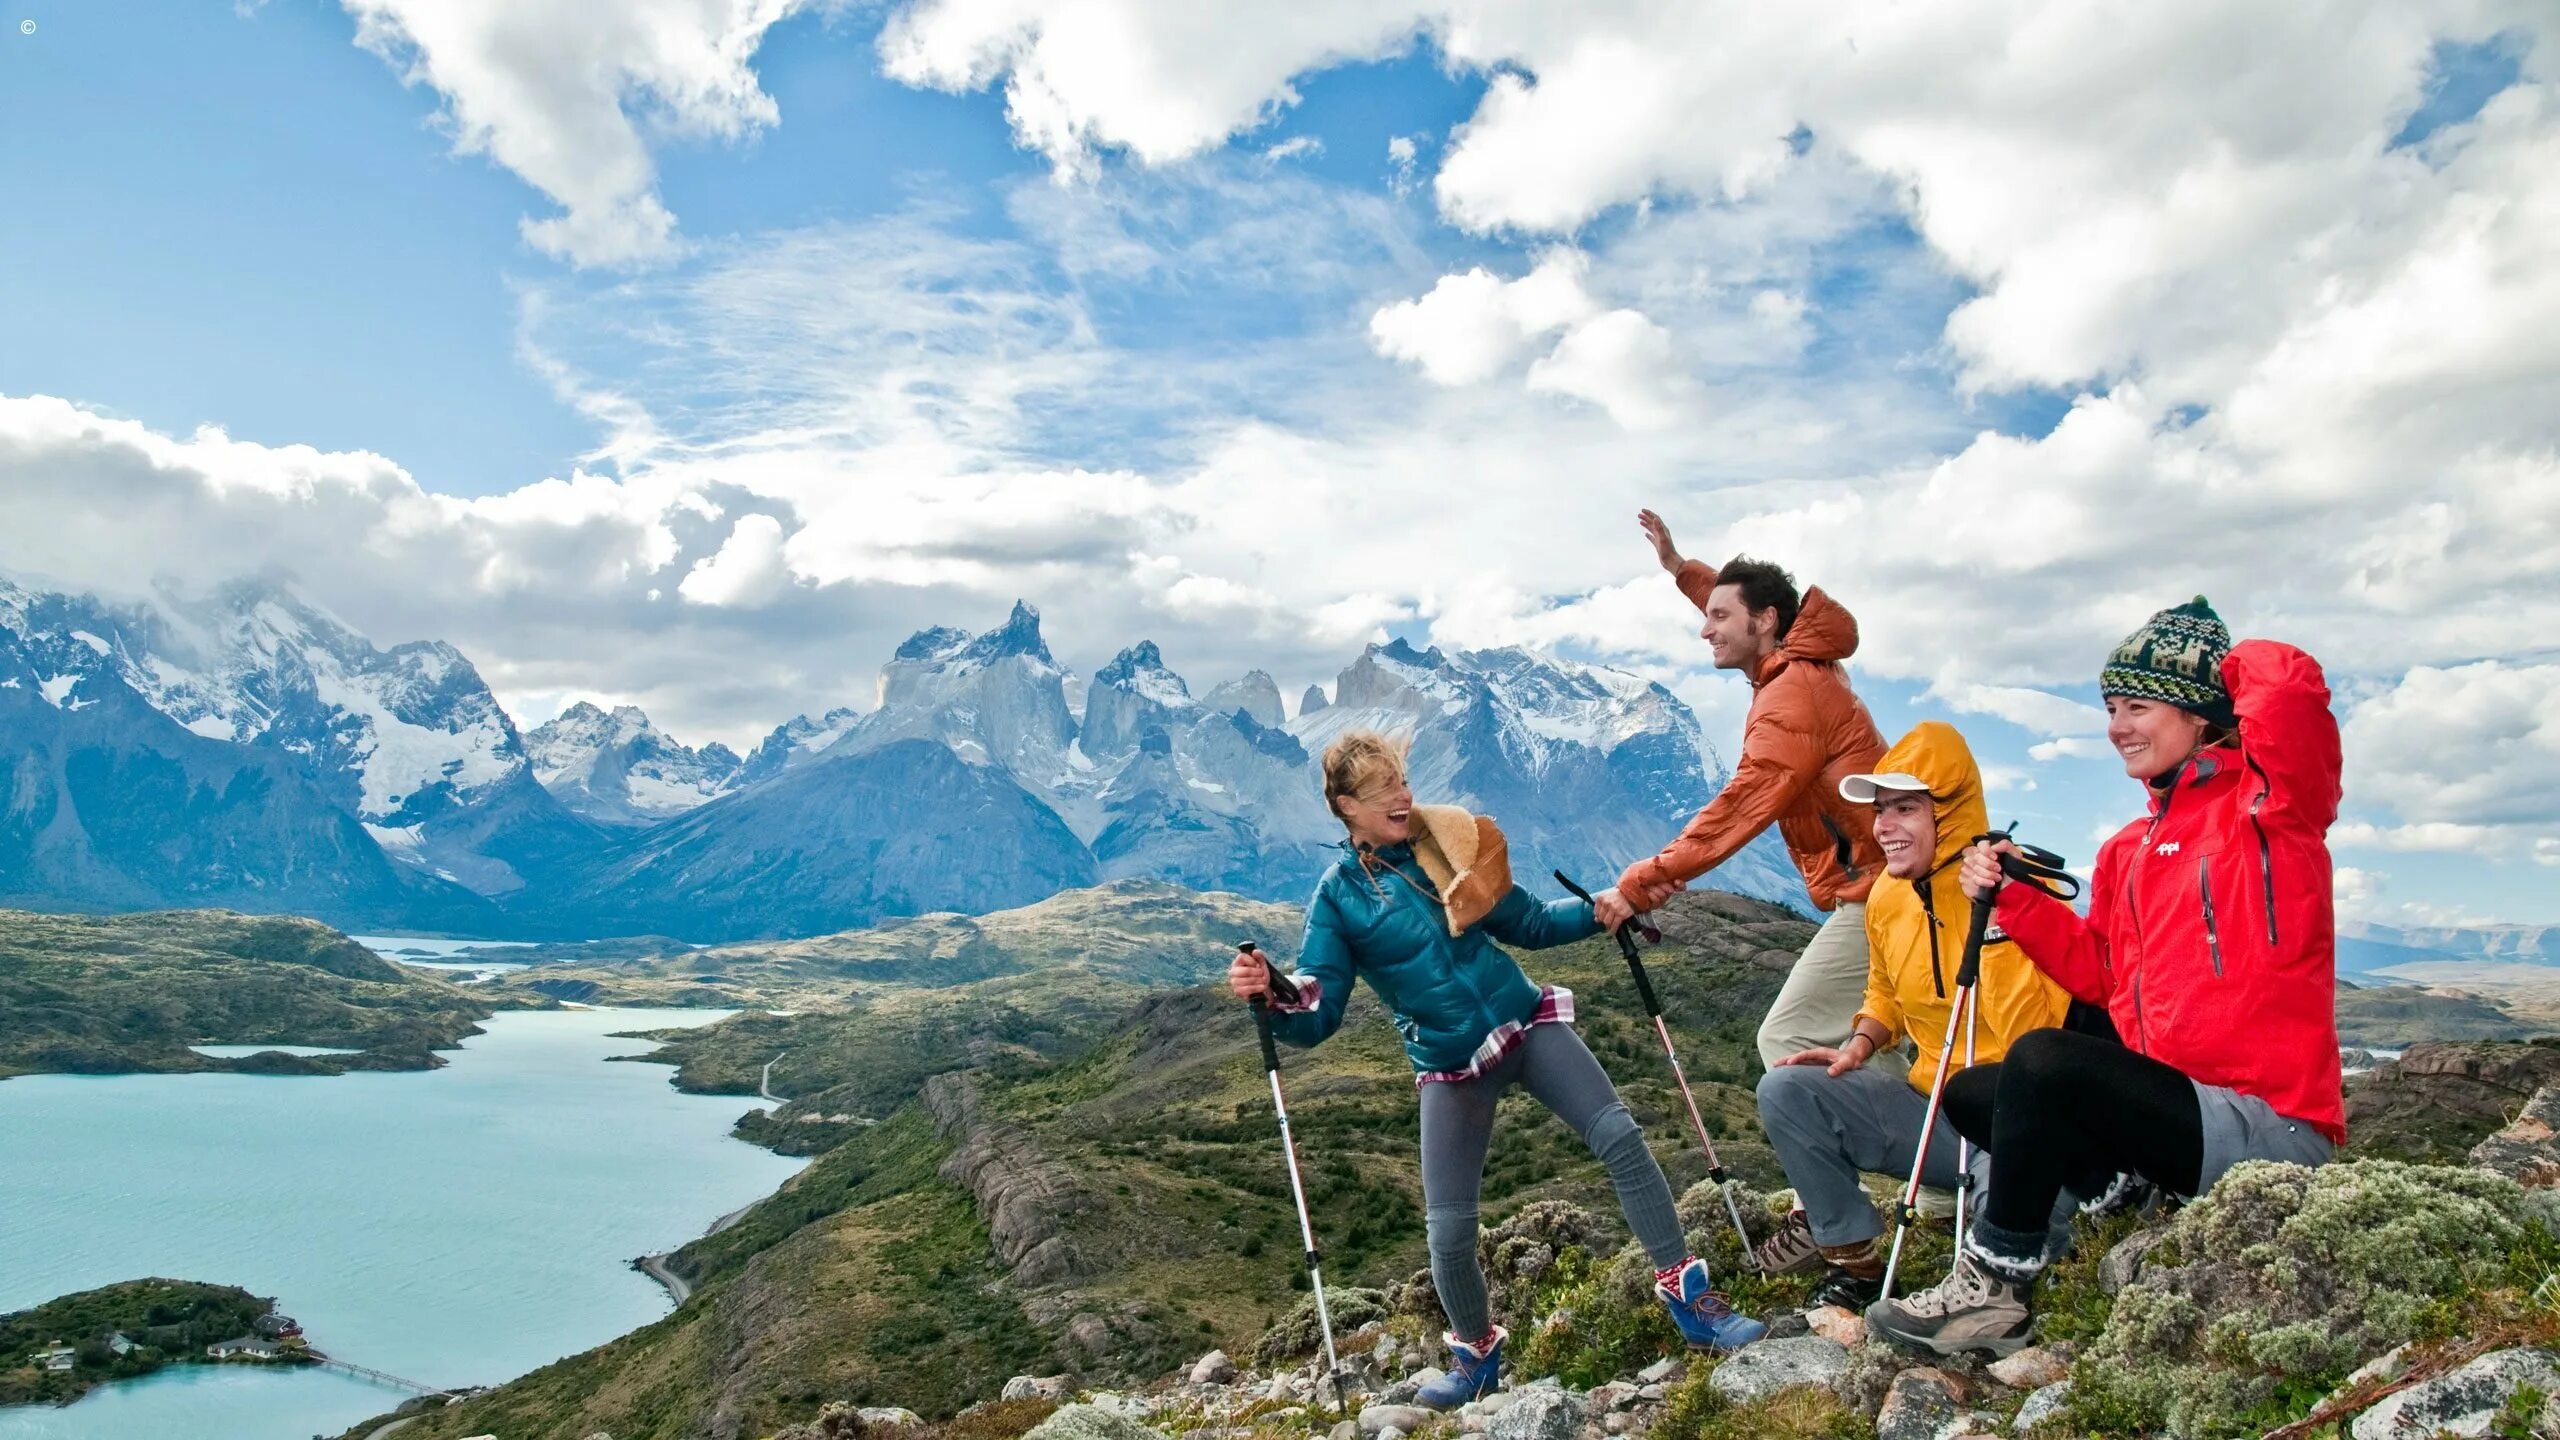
1763,586,1859,676
1872,720,1991,876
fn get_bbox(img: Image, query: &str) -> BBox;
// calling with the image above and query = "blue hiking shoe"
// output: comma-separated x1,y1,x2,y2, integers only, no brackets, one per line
1655,1258,1766,1353
1413,1326,1505,1409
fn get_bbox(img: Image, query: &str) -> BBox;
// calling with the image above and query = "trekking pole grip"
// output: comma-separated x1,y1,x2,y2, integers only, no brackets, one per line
1956,896,1993,989
1251,996,1281,1073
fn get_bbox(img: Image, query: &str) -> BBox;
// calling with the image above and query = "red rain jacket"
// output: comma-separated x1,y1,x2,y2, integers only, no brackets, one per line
1993,640,2347,1144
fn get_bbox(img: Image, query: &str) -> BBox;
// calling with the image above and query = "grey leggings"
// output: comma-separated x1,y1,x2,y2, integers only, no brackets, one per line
1421,1023,1689,1340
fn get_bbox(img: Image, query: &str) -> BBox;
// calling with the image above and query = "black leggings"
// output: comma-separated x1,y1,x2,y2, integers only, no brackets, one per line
1941,1027,2202,1240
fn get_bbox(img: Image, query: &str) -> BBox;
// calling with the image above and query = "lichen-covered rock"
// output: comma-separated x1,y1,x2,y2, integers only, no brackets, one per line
2350,1347,2560,1439
1986,1345,2071,1391
1873,1367,1962,1440
1253,1288,1388,1366
1805,1305,1866,1347
1487,1386,1584,1440
2098,1225,2175,1295
1704,1335,1851,1405
858,1408,924,1429
1020,1403,1169,1440
2070,1158,2538,1439
1003,1376,1074,1402
2470,1086,2560,1188
2012,1382,2070,1434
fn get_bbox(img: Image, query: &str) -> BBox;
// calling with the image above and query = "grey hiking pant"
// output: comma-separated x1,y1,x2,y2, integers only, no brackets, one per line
1420,1023,1688,1341
1756,1061,1969,1247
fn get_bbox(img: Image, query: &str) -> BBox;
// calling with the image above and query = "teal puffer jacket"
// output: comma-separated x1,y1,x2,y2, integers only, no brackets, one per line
1266,841,1599,1075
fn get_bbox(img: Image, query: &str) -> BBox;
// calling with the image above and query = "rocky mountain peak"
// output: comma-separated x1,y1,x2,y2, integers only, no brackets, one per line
1200,671,1284,727
962,600,1055,666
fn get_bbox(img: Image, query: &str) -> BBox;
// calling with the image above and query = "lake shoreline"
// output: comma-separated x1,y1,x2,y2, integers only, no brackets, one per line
0,1007,808,1440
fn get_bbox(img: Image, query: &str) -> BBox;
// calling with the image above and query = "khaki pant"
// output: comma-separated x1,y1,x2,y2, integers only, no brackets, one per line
1756,902,1879,1070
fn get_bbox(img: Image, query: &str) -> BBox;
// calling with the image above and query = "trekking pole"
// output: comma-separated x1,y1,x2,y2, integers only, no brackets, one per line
1240,942,1346,1407
1878,830,2085,1302
1552,872,1759,1268
1879,895,1990,1303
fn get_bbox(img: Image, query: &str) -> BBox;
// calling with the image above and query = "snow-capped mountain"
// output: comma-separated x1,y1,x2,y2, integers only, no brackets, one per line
1289,639,1806,908
525,702,745,826
0,575,1806,938
0,575,588,897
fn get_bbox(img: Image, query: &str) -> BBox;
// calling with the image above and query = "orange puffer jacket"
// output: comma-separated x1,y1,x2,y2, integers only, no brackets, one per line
1617,560,1888,914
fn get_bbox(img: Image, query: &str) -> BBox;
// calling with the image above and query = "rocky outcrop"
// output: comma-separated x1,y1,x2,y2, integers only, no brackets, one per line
2346,1039,2560,1162
940,1121,1089,1286
2469,1084,2560,1188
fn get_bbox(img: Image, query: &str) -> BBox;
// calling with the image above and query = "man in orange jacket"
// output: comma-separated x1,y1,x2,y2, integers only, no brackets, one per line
1600,511,1890,1068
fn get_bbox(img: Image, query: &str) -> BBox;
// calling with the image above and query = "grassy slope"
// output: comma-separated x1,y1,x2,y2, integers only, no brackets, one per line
356,892,1808,1440
0,907,510,1079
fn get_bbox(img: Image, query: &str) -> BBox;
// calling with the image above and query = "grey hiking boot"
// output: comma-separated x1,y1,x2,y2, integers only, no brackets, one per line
1751,1208,1822,1275
1865,1248,2036,1357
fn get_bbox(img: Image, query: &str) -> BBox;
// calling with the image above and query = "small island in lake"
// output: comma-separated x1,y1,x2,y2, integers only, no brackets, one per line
0,1278,309,1406
0,906,546,1080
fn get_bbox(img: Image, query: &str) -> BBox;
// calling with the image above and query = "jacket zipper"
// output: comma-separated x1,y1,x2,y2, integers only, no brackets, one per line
1918,884,1945,998
2125,771,2185,1052
2197,856,2224,978
2247,757,2279,946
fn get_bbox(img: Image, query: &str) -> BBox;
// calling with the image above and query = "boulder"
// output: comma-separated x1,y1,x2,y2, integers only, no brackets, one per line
1003,1376,1074,1402
1020,1404,1169,1440
1330,1422,1360,1440
858,1409,925,1429
1487,1387,1585,1440
1254,1289,1390,1366
2351,1348,2560,1439
1705,1336,1852,1405
2098,1226,2174,1295
1873,1367,1962,1440
1357,1404,1436,1437
1189,1349,1237,1385
2012,1382,2071,1434
1986,1345,2072,1391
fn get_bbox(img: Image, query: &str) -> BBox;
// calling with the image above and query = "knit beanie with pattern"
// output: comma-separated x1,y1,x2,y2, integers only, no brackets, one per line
2100,596,2235,728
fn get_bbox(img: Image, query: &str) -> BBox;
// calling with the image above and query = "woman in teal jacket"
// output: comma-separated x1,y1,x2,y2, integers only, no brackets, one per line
1228,731,1764,1406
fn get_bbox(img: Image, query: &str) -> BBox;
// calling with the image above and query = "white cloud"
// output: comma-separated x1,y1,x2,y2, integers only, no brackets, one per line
2339,660,2560,862
1367,252,1690,427
1929,681,2107,738
2029,736,2113,763
678,513,794,606
341,0,805,266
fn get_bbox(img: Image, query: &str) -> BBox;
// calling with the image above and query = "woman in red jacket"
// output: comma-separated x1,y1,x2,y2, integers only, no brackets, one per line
1869,598,2343,1357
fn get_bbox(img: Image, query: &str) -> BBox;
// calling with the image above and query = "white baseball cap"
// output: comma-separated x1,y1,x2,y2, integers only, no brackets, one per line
1838,771,1931,804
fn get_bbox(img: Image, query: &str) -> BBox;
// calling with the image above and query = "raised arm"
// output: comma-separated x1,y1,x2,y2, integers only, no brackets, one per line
1616,694,1820,911
2224,640,2342,834
1989,845,2117,1008
1478,882,1601,951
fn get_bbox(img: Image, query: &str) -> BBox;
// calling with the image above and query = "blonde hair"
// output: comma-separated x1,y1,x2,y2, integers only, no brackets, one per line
1321,729,1411,819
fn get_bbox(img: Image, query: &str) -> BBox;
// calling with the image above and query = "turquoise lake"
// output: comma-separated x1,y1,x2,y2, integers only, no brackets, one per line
0,1006,808,1440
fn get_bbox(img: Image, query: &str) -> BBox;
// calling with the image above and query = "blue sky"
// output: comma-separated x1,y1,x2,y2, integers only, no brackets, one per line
1,2,2555,926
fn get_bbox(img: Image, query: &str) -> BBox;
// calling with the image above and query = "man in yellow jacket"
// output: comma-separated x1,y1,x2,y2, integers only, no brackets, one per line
1751,721,2073,1309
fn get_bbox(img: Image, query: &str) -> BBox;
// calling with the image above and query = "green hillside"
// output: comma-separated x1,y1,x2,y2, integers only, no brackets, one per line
344,891,1812,1440
0,907,511,1079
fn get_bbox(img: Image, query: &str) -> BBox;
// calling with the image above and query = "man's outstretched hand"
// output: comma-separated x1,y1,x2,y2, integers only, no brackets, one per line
1638,509,1684,575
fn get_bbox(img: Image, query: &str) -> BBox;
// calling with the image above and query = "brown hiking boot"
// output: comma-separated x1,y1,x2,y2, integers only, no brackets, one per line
1865,1248,2036,1357
1751,1208,1822,1275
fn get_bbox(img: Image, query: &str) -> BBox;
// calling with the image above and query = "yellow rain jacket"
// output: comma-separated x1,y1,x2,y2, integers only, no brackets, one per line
1856,721,2074,1096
